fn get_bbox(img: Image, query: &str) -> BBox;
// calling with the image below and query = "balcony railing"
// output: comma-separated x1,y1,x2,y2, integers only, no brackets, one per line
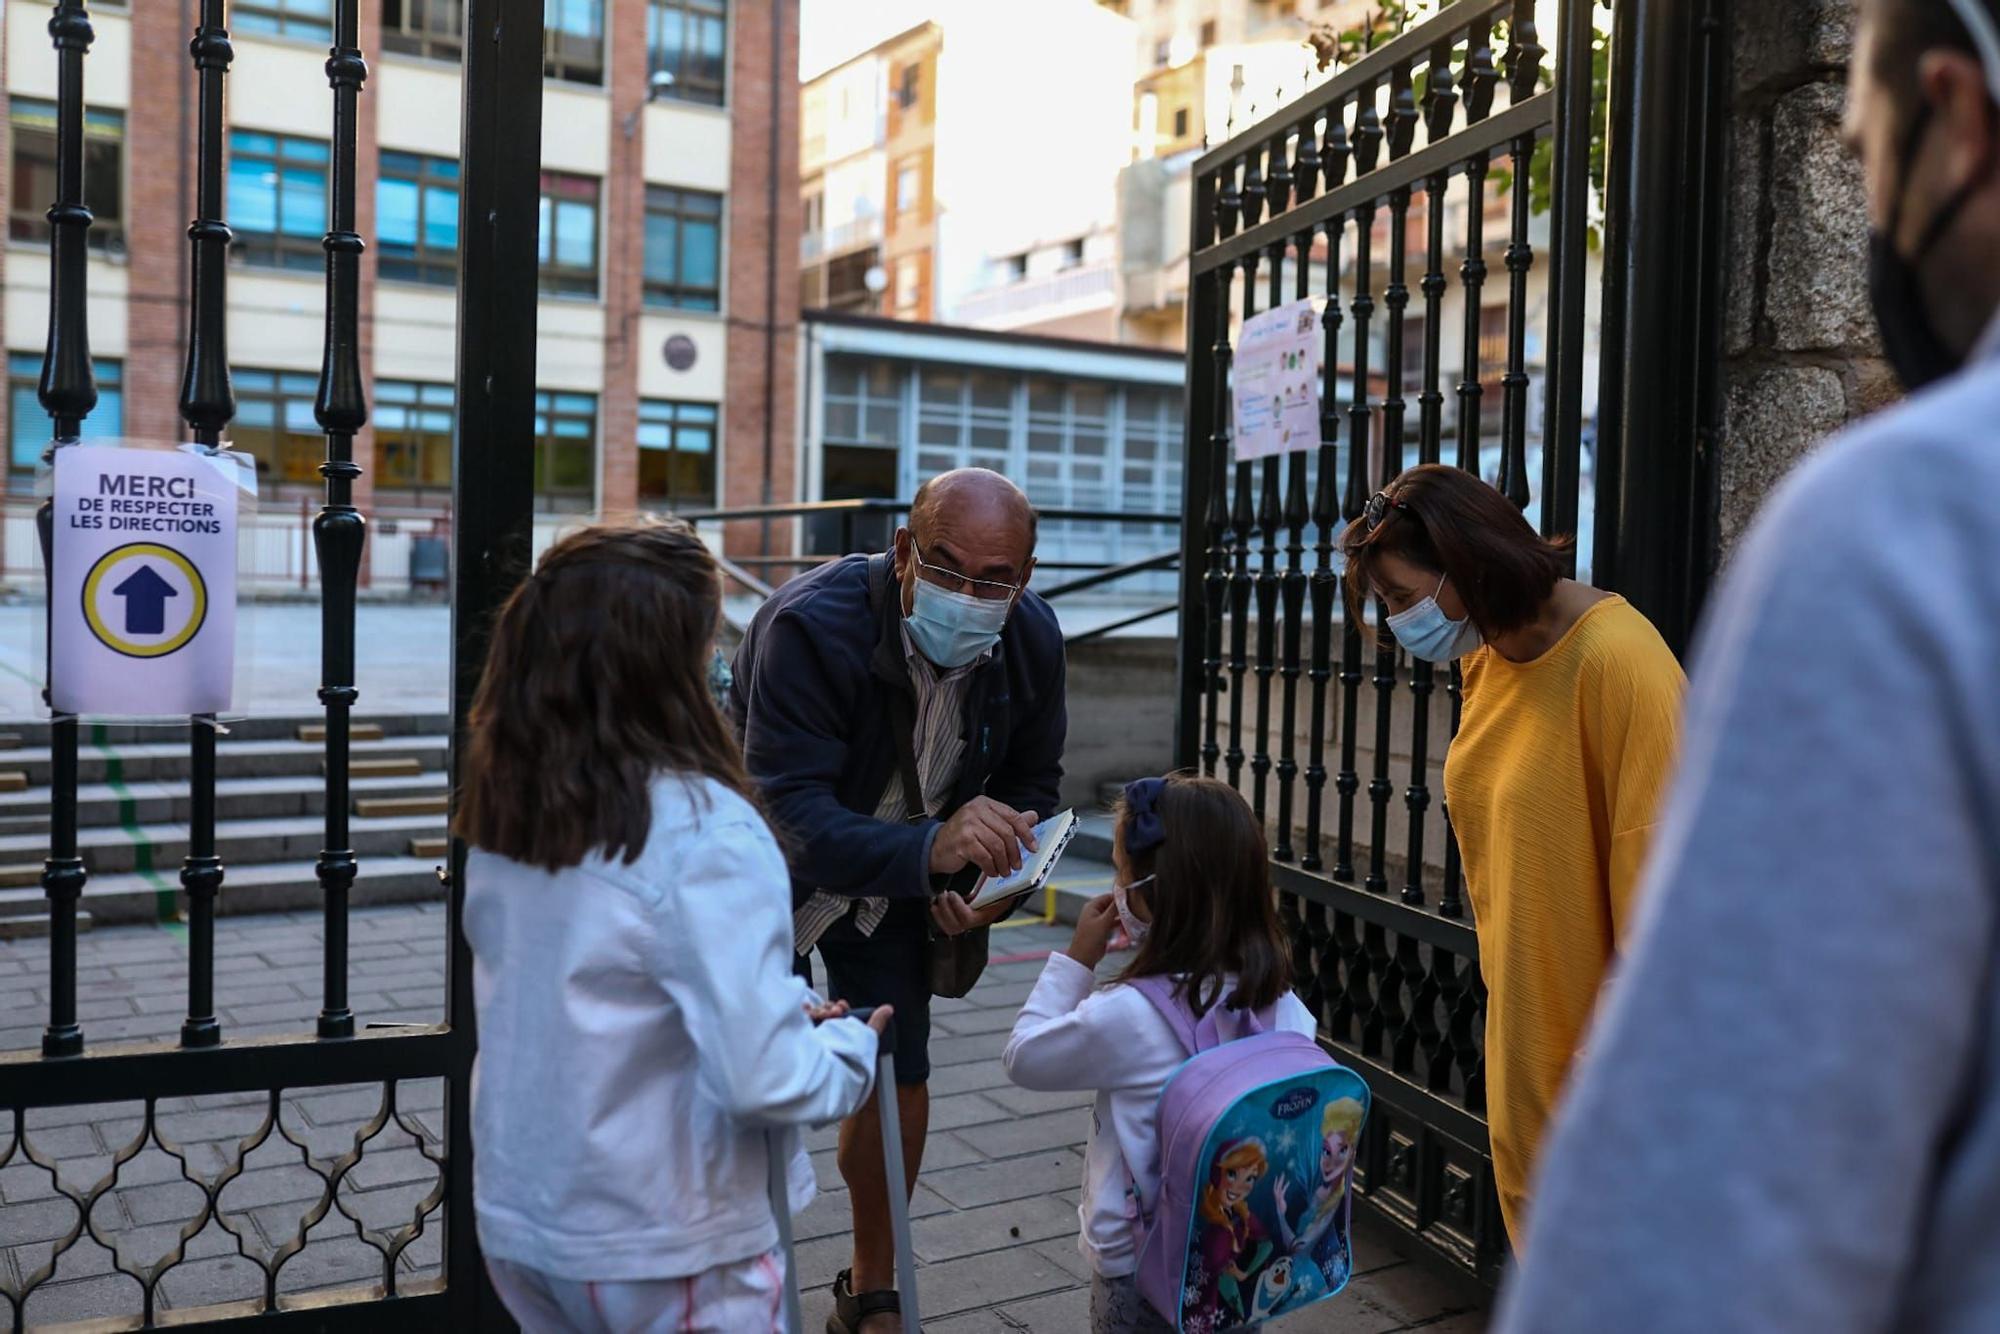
801,213,885,263
952,259,1117,326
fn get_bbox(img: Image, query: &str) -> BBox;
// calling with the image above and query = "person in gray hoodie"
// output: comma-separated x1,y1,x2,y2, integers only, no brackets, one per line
1497,2,2000,1331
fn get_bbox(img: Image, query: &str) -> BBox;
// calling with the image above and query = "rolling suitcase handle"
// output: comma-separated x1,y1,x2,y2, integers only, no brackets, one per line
767,1006,922,1334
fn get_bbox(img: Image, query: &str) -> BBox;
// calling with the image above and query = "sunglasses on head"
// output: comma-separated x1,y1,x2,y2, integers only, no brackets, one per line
1361,490,1412,534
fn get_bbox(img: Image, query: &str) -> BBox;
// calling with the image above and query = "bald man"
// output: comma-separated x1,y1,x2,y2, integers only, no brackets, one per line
729,469,1067,1333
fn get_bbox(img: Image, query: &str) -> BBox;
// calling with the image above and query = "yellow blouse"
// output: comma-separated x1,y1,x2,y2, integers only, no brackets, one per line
1444,594,1684,1244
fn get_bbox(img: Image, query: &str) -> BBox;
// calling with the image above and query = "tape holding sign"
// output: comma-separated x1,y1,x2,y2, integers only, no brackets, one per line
49,444,244,717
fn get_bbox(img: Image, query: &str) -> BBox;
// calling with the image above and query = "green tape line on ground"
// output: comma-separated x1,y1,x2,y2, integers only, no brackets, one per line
91,722,183,932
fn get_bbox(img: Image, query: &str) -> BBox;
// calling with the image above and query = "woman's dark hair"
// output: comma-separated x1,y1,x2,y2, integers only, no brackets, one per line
457,519,754,872
1113,773,1293,1016
1338,463,1572,637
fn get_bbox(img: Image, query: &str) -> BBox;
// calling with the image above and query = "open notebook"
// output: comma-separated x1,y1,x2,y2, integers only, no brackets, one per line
966,809,1079,910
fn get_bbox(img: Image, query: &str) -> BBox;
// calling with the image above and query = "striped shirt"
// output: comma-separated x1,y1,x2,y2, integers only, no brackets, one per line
792,625,983,955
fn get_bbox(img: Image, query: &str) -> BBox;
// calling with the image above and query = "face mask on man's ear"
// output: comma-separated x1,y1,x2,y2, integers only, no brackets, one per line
1870,0,2000,390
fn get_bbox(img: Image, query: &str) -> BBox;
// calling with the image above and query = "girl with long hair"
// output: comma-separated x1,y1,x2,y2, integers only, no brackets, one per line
459,520,889,1333
1002,774,1316,1333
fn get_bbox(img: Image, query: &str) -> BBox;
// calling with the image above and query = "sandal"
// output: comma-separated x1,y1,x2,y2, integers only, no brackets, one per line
828,1268,902,1334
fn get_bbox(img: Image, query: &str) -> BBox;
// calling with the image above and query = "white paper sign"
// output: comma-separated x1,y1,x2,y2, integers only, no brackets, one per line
50,445,239,716
1233,297,1325,462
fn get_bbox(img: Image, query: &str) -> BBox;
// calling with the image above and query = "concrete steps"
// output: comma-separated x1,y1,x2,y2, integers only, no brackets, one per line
0,770,446,831
0,811,444,876
0,854,444,925
5,734,448,787
0,712,450,923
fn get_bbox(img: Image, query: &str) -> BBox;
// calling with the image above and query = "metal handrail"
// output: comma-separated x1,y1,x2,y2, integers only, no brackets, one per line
687,499,1183,643
1033,547,1179,601
677,498,1178,527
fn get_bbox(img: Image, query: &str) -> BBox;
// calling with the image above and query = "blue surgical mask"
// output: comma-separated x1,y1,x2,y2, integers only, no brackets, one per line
1384,573,1482,663
906,578,1012,668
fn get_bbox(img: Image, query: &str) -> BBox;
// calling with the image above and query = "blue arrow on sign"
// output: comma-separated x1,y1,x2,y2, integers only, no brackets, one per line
112,563,177,636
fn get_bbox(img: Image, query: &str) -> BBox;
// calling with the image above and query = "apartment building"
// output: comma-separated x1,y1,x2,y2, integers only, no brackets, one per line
799,0,1134,342
2,0,797,585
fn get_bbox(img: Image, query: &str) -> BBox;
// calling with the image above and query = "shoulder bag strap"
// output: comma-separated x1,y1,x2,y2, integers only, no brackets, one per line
885,687,926,824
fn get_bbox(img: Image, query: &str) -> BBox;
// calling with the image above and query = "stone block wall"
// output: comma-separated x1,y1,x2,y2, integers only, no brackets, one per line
1718,0,1895,557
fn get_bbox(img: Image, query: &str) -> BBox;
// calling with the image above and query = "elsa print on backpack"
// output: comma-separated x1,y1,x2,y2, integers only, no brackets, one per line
1003,774,1368,1334
1167,1066,1370,1330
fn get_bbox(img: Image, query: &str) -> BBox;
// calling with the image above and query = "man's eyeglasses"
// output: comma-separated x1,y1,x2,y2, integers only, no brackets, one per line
913,542,1023,603
1361,491,1412,533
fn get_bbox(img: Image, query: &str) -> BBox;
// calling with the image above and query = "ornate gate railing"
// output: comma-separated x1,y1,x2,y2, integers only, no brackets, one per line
1174,0,1601,1284
3,1,541,1327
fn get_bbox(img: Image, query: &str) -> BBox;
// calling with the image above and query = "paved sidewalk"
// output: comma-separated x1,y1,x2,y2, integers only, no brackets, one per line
1,906,1490,1331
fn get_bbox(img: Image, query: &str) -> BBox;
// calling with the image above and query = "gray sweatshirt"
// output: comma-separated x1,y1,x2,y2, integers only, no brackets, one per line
1495,331,2000,1333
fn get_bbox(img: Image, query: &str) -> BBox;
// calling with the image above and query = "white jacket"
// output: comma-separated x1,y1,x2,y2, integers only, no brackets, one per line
465,774,878,1282
1003,953,1317,1276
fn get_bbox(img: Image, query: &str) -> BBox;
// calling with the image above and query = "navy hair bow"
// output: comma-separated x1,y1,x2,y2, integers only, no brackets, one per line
1123,777,1168,855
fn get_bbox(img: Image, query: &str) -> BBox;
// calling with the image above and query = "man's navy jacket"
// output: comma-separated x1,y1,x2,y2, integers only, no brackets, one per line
728,553,1067,911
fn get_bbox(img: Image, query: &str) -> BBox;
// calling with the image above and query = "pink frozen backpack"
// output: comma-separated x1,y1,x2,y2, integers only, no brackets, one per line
1126,976,1371,1333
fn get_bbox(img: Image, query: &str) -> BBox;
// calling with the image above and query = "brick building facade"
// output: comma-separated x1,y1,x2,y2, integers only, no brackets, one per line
2,0,796,582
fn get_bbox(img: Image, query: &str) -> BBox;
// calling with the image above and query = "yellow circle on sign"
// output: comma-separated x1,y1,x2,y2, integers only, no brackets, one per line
81,542,208,659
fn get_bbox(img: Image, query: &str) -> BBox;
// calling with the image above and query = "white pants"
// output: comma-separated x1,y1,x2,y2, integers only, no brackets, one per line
488,1251,790,1334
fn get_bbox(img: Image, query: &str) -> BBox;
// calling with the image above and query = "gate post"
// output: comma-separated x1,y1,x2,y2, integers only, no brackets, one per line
1594,0,1730,655
450,0,544,1325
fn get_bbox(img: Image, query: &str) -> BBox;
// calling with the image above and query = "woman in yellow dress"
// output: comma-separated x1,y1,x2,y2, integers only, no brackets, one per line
1340,463,1684,1246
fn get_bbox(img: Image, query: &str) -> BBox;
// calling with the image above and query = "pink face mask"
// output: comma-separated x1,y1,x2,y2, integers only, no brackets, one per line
1113,875,1155,944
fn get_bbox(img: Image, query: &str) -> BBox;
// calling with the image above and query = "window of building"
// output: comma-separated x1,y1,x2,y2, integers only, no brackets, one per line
897,64,920,110
643,187,721,310
378,151,460,286
9,100,125,256
374,379,455,500
538,172,601,297
1199,19,1216,45
1005,253,1028,281
896,163,920,216
917,368,1013,484
894,256,920,313
8,355,122,476
545,0,606,85
1173,106,1190,138
382,0,465,62
233,368,324,492
229,130,329,271
817,357,906,553
232,0,333,43
534,390,597,512
648,0,726,106
1062,238,1086,269
1153,38,1171,67
637,399,717,509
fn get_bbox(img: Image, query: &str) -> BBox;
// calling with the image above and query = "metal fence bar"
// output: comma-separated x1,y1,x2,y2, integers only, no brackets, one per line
35,0,99,1063
1226,240,1257,792
1275,187,1315,865
313,0,369,1042
176,0,235,1052
1251,227,1283,831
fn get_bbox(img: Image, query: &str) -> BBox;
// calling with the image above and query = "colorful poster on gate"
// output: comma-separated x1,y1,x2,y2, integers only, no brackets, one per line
1233,297,1324,462
49,444,243,716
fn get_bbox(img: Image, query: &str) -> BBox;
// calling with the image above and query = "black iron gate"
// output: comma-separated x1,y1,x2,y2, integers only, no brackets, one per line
1172,0,1723,1285
3,1,540,1327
